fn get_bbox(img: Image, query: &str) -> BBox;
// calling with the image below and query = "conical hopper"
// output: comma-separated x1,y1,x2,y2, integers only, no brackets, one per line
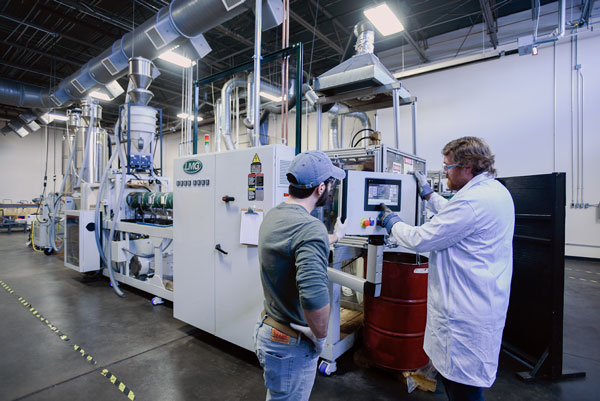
129,88,154,106
129,57,153,90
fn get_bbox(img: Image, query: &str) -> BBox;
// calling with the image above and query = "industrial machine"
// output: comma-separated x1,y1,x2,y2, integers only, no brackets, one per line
173,144,294,350
63,57,174,304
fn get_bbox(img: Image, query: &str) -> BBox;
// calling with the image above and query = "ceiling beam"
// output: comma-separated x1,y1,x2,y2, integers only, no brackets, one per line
0,13,105,52
402,31,429,63
289,9,344,54
478,0,499,49
308,0,351,37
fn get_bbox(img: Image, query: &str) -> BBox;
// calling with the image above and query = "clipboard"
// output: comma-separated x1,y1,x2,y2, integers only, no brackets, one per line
240,208,264,246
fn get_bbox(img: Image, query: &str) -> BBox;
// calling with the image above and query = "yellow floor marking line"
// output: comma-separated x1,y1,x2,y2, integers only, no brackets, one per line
101,369,136,400
1,279,135,399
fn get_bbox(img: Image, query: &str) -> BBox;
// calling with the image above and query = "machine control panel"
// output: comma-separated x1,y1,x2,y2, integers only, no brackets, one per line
341,170,418,236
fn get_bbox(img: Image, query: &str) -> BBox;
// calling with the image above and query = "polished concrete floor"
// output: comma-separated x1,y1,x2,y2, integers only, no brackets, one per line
0,232,598,401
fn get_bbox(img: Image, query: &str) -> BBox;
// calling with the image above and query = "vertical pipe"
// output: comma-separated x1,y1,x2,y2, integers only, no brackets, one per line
193,83,198,154
295,43,303,155
316,103,322,150
340,115,345,148
411,100,418,155
553,42,557,172
252,0,262,147
159,108,163,173
392,88,400,149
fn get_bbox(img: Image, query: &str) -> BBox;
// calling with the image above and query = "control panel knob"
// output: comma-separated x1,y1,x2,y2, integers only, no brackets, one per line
361,218,371,228
222,196,235,203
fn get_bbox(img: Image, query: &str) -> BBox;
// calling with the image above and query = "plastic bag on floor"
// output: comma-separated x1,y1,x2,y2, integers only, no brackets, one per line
402,360,437,393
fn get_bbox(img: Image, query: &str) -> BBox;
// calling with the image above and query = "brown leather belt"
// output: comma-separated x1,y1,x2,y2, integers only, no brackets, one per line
261,310,300,338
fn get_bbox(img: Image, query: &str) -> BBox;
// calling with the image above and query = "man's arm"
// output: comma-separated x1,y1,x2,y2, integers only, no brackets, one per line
303,304,330,338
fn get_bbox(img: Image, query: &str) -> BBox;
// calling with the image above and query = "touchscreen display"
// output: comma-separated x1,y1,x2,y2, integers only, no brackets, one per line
364,178,401,211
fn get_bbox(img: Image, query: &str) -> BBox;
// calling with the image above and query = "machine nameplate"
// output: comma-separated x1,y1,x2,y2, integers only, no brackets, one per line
183,159,203,174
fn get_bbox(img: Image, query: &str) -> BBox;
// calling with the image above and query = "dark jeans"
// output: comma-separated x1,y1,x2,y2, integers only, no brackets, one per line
440,375,484,401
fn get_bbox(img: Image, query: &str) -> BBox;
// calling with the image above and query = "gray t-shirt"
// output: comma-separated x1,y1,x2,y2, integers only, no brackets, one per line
258,202,330,326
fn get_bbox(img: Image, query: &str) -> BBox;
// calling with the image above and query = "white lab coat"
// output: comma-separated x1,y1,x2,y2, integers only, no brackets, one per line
389,173,514,387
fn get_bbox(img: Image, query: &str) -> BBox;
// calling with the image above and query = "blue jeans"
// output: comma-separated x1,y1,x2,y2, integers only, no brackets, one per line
440,376,484,401
254,317,319,401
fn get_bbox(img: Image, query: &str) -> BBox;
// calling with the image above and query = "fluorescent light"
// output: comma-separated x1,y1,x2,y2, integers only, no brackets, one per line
89,90,112,101
159,46,196,68
260,92,282,102
48,113,69,121
177,113,203,122
364,3,405,36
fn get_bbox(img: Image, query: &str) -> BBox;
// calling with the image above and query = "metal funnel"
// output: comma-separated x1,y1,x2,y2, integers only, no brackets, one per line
129,57,154,90
128,88,154,106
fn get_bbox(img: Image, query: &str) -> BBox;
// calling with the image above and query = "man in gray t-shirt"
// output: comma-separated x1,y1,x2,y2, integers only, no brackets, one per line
254,150,347,401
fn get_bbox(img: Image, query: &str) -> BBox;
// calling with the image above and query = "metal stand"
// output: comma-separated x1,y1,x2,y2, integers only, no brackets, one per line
320,235,385,375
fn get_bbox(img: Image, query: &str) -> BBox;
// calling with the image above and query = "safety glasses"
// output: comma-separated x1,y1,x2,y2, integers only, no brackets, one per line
442,163,459,172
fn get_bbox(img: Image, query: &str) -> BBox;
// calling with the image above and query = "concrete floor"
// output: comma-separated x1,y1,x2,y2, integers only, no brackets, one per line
0,232,598,401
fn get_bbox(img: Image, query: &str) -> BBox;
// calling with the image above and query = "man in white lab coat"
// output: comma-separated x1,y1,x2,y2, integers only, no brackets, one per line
378,137,515,401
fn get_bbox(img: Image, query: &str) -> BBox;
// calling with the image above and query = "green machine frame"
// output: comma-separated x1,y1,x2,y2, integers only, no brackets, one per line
192,43,304,155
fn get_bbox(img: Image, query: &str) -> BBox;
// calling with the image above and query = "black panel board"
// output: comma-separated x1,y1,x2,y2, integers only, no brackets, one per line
498,173,566,379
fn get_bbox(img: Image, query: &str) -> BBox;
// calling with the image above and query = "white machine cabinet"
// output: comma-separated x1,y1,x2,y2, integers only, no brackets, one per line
173,145,295,350
64,210,100,272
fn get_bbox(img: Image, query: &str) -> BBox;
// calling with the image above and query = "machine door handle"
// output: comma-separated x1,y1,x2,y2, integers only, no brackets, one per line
222,195,235,203
215,244,228,255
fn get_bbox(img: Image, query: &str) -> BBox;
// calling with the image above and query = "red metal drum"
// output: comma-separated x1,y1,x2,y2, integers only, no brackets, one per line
363,252,429,371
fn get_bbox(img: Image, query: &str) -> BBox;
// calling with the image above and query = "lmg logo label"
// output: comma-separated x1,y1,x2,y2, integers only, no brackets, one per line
183,159,203,174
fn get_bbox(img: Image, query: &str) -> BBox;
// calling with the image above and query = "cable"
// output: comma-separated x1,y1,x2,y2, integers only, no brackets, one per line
350,128,375,147
353,137,373,147
307,0,320,79
338,255,362,271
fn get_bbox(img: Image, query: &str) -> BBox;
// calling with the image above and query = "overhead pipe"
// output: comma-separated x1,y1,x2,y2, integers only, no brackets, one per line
0,0,254,137
327,104,370,149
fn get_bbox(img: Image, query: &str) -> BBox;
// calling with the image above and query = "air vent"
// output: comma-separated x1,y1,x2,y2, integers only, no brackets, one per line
101,57,119,76
145,26,166,50
221,0,245,11
50,94,61,106
71,79,85,93
279,159,291,187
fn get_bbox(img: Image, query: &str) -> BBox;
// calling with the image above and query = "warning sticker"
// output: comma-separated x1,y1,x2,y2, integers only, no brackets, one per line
252,154,261,164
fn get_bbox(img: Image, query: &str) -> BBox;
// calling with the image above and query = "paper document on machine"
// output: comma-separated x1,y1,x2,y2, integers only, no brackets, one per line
240,209,264,246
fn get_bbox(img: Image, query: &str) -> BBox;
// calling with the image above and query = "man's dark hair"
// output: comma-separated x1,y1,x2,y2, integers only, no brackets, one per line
287,174,336,199
287,174,318,199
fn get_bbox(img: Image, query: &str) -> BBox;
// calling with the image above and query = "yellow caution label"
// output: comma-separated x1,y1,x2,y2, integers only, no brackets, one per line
252,153,261,163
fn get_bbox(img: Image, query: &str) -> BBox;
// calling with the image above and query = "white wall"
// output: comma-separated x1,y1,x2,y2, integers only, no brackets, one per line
0,124,63,203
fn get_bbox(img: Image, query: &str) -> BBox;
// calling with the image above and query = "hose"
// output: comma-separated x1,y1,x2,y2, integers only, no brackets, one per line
76,116,95,187
47,129,80,252
94,118,124,297
105,131,128,297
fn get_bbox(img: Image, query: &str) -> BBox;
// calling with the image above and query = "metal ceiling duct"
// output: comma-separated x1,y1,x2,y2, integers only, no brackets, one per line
314,21,397,96
1,0,283,137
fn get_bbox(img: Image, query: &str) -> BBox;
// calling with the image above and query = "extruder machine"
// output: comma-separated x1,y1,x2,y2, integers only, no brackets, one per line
64,57,174,304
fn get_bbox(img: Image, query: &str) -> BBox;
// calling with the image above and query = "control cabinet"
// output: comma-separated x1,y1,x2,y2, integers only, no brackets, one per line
173,145,295,350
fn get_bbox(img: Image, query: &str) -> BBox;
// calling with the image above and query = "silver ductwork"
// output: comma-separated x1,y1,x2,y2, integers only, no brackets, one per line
327,104,370,148
1,0,283,137
314,21,397,96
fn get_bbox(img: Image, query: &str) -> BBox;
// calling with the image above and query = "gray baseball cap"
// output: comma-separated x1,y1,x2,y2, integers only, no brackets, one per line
287,150,346,189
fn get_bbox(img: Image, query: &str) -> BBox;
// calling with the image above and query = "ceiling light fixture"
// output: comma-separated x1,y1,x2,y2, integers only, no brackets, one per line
177,112,203,122
363,3,405,36
159,46,196,68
